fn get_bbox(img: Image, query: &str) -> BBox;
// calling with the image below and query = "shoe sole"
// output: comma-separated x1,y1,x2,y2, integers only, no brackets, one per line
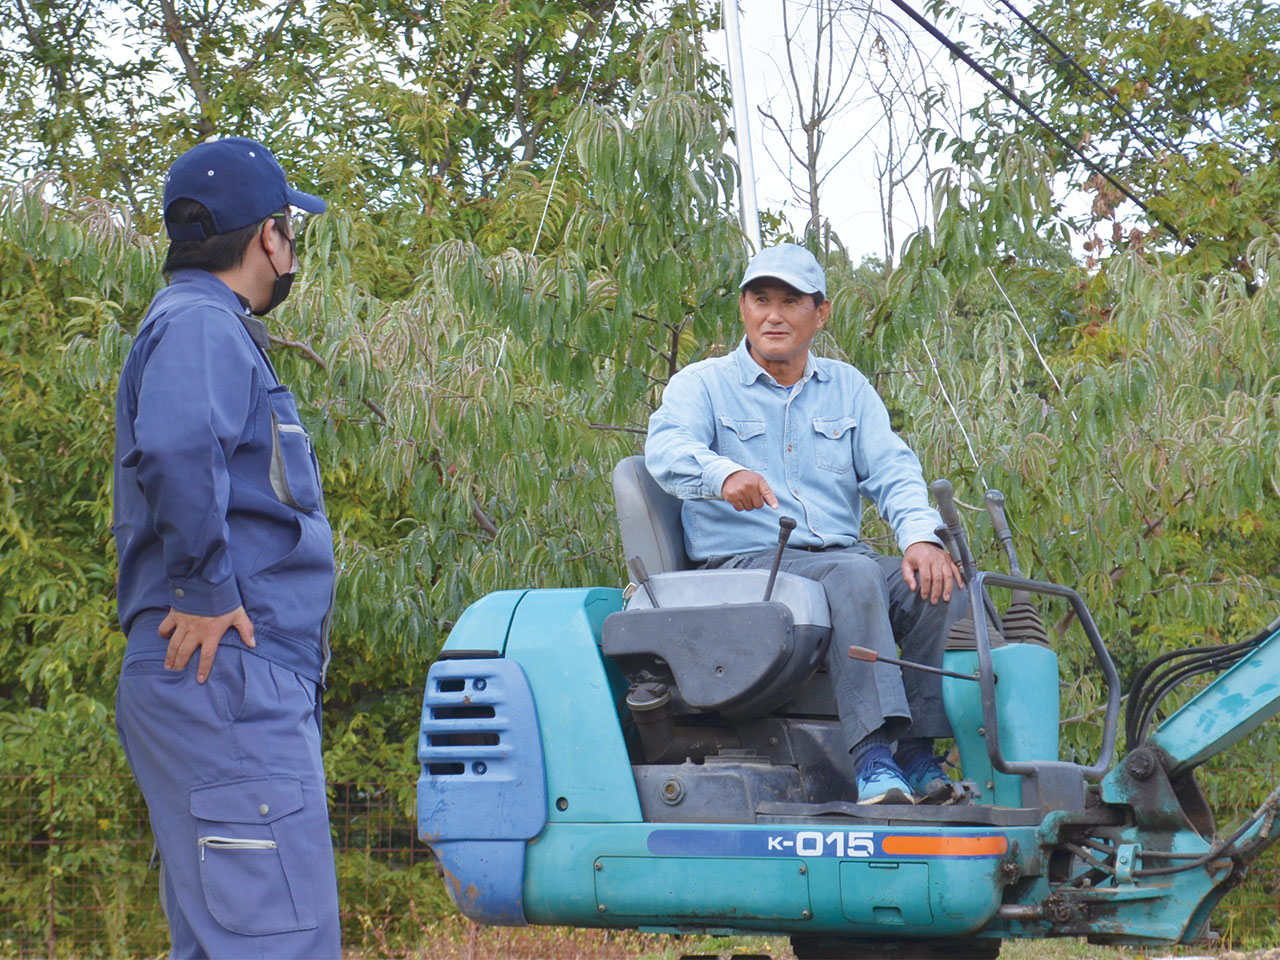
858,786,915,805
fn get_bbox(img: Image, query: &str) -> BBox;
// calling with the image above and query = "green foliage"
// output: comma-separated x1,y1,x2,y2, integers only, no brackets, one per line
0,17,747,953
5,0,1280,952
956,0,1280,275
0,0,720,281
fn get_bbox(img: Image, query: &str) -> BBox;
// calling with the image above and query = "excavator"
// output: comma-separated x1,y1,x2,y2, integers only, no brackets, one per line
415,457,1280,958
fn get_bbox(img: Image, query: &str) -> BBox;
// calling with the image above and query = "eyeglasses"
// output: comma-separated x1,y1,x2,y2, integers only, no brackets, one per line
268,211,308,241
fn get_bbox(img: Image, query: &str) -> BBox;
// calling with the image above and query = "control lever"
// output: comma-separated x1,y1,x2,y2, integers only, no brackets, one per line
984,489,1049,645
627,556,659,608
931,478,1004,637
934,524,964,569
762,516,798,602
984,490,1030,604
930,479,976,584
848,645,982,682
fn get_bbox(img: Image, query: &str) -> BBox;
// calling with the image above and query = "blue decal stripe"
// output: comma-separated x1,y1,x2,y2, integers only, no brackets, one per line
647,828,1010,859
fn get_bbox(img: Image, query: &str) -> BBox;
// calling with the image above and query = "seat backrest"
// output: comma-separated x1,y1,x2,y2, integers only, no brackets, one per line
611,456,691,574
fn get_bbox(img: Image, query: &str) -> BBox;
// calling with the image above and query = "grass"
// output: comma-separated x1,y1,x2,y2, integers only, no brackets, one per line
386,919,1254,960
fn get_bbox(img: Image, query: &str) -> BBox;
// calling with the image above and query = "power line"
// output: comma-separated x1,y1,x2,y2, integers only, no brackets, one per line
531,1,622,256
883,0,1190,247
989,0,1180,159
987,0,1231,237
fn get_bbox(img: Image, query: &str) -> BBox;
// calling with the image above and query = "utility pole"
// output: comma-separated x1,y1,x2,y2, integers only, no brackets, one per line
723,0,763,251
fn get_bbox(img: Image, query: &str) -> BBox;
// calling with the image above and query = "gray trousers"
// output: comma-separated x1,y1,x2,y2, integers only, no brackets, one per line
730,544,968,750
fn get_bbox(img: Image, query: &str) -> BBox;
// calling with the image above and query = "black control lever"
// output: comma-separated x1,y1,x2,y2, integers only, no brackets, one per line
930,479,977,584
931,478,1004,635
984,489,1049,645
762,516,797,602
627,555,659,608
934,524,964,570
984,490,1029,604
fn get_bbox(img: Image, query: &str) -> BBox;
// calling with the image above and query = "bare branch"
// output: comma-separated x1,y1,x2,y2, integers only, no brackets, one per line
269,334,327,369
471,500,499,538
157,0,216,137
362,397,388,424
588,422,647,435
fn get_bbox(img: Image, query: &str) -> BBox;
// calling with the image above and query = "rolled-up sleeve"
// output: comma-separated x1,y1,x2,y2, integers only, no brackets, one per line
645,369,744,501
119,312,255,616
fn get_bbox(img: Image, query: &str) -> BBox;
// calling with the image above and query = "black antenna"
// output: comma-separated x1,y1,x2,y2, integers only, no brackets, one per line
884,0,1190,248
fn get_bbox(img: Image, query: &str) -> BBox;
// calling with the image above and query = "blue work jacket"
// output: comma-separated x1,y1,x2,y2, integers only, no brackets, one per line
113,270,334,682
646,337,943,562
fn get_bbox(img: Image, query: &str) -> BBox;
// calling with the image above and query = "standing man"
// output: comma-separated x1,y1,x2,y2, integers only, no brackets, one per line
113,137,340,957
646,243,966,805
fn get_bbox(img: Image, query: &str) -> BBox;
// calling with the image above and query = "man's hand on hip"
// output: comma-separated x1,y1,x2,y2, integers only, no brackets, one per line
160,606,255,683
901,541,964,605
721,470,779,511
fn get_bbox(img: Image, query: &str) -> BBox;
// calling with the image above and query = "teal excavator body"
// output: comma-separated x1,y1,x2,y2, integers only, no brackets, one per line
416,460,1280,958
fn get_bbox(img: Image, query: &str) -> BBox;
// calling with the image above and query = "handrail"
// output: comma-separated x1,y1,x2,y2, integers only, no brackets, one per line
970,571,1122,780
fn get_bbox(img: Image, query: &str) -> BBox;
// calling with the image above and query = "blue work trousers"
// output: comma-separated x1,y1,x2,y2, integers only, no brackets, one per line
730,544,967,748
116,622,341,959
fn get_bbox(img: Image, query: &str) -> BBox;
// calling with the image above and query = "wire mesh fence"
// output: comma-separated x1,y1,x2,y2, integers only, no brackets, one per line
2,766,1279,957
0,774,441,959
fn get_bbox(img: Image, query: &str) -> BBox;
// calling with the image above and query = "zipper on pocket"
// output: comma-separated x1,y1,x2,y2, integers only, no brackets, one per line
198,836,279,861
277,423,312,451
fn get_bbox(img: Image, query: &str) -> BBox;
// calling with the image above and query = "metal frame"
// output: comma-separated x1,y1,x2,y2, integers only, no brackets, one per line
970,572,1122,780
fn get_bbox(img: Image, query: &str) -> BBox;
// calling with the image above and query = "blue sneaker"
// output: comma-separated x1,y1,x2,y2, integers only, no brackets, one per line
855,749,914,805
896,750,958,804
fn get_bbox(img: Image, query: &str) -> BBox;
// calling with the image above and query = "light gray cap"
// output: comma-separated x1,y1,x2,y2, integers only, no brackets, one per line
739,243,826,298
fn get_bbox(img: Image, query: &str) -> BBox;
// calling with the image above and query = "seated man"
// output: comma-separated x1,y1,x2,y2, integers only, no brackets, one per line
645,242,966,804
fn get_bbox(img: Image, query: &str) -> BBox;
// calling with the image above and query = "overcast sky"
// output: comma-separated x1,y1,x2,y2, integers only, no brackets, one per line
704,0,1026,263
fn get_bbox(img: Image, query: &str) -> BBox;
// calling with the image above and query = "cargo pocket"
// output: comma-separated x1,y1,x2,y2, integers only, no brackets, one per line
717,416,768,471
190,776,317,935
267,386,322,512
812,416,857,473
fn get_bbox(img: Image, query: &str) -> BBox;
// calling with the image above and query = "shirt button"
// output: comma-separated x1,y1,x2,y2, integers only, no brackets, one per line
174,588,184,599
787,445,793,451
259,804,270,816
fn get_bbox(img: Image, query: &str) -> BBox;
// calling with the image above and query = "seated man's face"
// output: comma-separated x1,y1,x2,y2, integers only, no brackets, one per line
740,280,830,372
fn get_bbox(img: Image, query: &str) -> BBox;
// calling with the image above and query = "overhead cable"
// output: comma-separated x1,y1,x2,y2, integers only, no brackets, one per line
883,0,1189,247
989,0,1179,158
531,0,622,256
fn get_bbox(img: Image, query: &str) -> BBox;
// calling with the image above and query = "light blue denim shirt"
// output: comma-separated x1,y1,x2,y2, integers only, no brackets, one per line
646,338,944,561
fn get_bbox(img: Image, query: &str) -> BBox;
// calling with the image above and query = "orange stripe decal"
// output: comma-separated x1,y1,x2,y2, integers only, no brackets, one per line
880,835,1009,857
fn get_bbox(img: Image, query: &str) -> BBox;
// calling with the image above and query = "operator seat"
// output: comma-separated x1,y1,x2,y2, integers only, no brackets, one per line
611,454,691,573
603,456,832,721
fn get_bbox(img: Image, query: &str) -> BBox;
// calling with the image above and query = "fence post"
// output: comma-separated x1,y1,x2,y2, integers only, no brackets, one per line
46,774,55,960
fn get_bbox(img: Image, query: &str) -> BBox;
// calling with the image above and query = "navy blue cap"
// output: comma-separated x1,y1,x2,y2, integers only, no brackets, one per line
740,242,826,299
163,137,326,241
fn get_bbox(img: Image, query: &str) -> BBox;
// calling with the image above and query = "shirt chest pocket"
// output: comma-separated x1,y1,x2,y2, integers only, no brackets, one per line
717,416,768,472
812,416,857,473
267,386,322,512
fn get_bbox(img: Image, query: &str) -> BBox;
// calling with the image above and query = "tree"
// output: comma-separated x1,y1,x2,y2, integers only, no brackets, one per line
954,0,1280,276
0,0,720,283
0,20,747,952
751,0,967,267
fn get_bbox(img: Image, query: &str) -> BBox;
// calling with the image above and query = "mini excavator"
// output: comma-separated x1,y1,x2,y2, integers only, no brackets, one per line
416,457,1280,959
